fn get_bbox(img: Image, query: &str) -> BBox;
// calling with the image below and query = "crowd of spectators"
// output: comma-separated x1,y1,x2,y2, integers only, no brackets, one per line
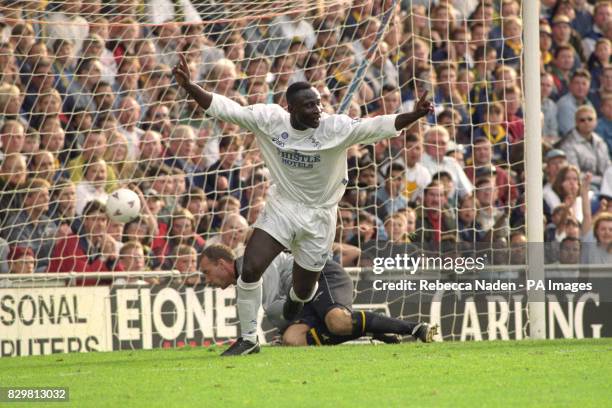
0,0,611,285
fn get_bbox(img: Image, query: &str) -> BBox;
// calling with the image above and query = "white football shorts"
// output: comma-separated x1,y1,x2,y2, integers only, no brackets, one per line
253,193,337,272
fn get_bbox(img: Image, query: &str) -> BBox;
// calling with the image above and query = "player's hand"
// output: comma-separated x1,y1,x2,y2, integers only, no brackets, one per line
413,91,434,117
173,53,192,89
101,234,119,260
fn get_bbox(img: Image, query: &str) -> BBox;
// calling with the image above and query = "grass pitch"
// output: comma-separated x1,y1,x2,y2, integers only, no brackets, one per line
0,339,610,407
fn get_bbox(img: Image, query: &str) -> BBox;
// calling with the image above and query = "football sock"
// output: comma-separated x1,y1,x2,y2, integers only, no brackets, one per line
351,311,417,336
305,326,360,346
289,282,319,303
236,276,262,343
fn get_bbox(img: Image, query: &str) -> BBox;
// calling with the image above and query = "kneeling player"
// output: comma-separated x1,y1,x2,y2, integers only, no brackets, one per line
200,244,438,346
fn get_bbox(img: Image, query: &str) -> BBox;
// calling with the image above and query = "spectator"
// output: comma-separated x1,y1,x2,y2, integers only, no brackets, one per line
7,246,36,275
595,95,612,153
81,34,116,85
134,39,157,81
205,213,249,256
401,132,431,202
558,236,582,266
202,134,242,200
1,178,56,272
457,193,487,242
48,200,123,279
113,57,142,103
369,84,402,117
559,105,610,186
546,204,576,243
142,102,173,140
39,119,66,168
181,188,213,236
51,38,76,90
163,124,196,173
147,165,176,220
543,149,569,216
170,244,200,285
75,158,109,215
464,136,518,207
557,69,593,136
67,129,118,189
550,45,577,97
421,126,473,200
0,83,25,127
550,14,584,66
590,66,612,114
11,22,36,70
508,231,527,265
414,180,457,244
498,16,522,70
30,89,65,130
49,178,77,237
21,57,58,113
154,208,205,268
383,212,409,243
581,1,612,60
268,11,316,56
141,63,173,105
90,82,115,121
541,72,559,144
0,119,24,160
152,21,183,68
115,96,143,160
540,23,554,71
551,164,593,225
239,171,269,215
335,203,357,246
134,130,164,178
107,17,141,62
474,175,508,240
572,0,595,38
587,38,610,92
472,102,508,164
0,153,27,223
581,212,612,264
30,150,63,183
246,196,265,226
44,0,89,56
347,210,378,248
115,241,154,285
434,63,469,123
0,41,18,83
374,162,408,222
105,131,136,181
22,131,40,156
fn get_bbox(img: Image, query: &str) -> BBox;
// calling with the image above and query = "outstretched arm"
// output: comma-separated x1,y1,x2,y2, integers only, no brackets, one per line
173,53,212,110
394,91,434,130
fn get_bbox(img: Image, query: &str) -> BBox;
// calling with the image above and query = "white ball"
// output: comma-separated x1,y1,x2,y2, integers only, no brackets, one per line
106,188,141,223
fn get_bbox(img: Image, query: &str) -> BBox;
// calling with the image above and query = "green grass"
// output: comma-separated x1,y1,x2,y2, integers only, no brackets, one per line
0,339,611,407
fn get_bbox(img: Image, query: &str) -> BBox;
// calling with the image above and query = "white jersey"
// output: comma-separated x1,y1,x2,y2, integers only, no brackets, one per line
206,94,399,207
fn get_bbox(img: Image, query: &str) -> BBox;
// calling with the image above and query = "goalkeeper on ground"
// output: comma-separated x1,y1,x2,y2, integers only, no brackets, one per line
200,244,437,346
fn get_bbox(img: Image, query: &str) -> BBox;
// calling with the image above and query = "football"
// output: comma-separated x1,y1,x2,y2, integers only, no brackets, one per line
106,188,141,223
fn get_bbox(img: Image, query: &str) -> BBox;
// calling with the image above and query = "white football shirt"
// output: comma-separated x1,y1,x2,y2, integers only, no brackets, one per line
206,94,399,207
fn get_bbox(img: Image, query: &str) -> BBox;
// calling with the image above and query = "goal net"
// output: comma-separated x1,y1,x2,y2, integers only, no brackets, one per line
0,0,603,354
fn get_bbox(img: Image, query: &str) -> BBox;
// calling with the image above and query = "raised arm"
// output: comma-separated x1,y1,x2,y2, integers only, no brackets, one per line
580,172,593,237
394,91,434,130
173,53,212,110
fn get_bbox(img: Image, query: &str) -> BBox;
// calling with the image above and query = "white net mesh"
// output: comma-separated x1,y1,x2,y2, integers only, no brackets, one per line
0,0,540,345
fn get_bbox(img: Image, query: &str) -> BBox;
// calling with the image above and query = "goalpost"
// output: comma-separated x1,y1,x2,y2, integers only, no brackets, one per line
522,0,545,340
